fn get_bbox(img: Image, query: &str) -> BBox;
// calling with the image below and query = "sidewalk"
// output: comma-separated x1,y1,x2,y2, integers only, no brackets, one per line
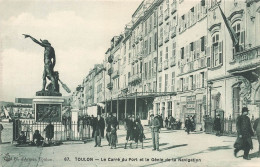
0,126,259,167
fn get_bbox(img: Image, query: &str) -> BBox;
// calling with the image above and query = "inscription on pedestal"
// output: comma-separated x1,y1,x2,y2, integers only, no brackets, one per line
36,104,61,122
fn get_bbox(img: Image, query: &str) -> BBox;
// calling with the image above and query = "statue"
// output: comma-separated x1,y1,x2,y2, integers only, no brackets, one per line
23,34,71,96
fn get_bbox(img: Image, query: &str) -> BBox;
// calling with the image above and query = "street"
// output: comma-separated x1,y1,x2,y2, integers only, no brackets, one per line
0,126,259,167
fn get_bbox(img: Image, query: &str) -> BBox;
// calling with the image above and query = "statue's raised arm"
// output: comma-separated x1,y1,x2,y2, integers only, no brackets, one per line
22,34,49,47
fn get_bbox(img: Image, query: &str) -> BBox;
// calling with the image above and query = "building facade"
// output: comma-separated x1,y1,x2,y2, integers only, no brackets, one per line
77,0,260,128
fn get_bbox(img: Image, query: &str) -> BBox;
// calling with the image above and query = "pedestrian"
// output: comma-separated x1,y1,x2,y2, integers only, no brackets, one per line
185,116,192,135
134,119,144,149
93,114,105,147
17,131,27,145
32,130,44,146
190,115,195,131
253,117,260,157
150,114,160,151
213,114,221,136
124,115,135,149
110,125,117,149
234,107,254,160
0,123,3,144
106,113,112,146
91,115,95,138
165,117,169,128
44,121,54,142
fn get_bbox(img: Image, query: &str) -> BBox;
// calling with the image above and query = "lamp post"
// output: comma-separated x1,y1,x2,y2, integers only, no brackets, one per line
208,81,213,117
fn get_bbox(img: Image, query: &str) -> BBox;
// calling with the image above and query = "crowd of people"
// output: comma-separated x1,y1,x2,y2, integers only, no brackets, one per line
1,107,260,160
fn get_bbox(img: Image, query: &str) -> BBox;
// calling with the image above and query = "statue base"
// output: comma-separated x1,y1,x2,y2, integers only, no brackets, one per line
33,96,64,122
36,90,62,96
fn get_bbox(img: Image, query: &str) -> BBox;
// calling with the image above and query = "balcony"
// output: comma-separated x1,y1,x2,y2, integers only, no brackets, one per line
159,14,163,26
171,1,177,14
228,45,260,82
107,82,113,90
108,55,113,63
171,26,176,38
159,38,163,47
108,67,113,76
139,34,143,41
128,73,142,86
158,63,162,72
164,8,169,21
112,70,119,79
170,56,176,67
164,59,169,70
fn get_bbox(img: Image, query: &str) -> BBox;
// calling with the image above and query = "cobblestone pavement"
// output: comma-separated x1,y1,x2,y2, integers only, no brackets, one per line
0,126,259,167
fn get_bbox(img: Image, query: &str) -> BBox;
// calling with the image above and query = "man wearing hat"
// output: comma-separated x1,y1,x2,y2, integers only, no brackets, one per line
93,114,105,147
23,34,57,92
234,107,254,160
150,114,161,151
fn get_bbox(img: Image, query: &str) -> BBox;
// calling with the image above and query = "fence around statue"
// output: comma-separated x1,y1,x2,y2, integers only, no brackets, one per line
13,119,92,142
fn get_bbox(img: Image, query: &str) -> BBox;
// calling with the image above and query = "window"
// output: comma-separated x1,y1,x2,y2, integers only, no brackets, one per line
212,33,223,67
128,53,131,64
149,17,152,32
154,12,157,27
233,87,240,119
232,21,245,55
160,51,163,63
152,59,154,77
145,63,148,79
167,101,172,117
180,78,183,91
145,21,148,35
171,72,175,92
159,76,162,92
165,74,168,92
129,39,131,49
149,37,152,53
145,40,148,55
189,75,193,90
201,36,205,52
156,103,160,115
181,47,184,59
153,81,156,92
165,47,168,59
154,33,157,50
149,61,151,79
201,72,205,88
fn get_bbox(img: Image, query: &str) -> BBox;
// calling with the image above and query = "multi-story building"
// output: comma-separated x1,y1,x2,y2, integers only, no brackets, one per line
207,0,260,121
78,0,260,127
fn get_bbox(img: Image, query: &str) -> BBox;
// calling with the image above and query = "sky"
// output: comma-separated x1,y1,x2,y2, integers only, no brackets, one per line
0,0,142,102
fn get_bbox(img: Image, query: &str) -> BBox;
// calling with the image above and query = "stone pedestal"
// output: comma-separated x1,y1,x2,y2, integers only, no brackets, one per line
33,96,64,122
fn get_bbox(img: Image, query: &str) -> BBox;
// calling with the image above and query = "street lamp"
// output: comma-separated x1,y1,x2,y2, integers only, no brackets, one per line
208,81,213,117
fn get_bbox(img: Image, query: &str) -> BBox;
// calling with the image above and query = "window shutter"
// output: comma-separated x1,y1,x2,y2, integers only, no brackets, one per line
194,5,197,23
219,41,223,64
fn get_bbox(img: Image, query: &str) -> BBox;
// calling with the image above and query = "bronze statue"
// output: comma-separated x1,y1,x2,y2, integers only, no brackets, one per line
23,34,57,91
23,34,71,96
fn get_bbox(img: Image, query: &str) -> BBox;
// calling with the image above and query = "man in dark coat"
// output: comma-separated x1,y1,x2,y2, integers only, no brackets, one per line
214,114,221,136
124,115,135,149
93,114,105,147
44,121,54,142
253,117,260,157
185,116,192,134
234,107,254,160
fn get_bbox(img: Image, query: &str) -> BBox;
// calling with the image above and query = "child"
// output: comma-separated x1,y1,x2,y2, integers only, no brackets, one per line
32,130,44,146
110,125,117,149
17,131,27,145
